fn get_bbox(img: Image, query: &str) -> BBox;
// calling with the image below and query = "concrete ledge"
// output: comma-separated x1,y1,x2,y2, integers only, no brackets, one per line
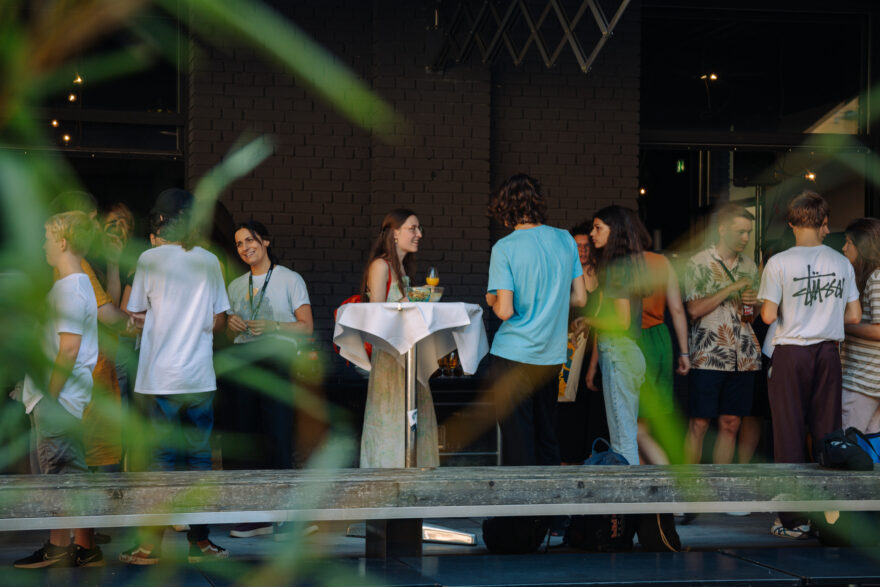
1,464,878,530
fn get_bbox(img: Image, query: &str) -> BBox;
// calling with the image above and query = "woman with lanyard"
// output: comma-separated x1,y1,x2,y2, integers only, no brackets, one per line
225,220,313,538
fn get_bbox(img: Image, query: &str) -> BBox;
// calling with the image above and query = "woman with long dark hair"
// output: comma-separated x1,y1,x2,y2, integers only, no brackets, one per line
225,220,313,537
359,208,439,468
841,217,880,434
584,205,647,465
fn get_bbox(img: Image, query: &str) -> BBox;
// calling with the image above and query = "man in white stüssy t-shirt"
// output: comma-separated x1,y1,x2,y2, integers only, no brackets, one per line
758,191,861,538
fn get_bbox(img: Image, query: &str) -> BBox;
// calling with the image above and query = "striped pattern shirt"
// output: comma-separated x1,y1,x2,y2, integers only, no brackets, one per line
841,269,880,398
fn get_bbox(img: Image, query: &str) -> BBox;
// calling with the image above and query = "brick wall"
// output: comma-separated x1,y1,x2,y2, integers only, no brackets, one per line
186,0,640,376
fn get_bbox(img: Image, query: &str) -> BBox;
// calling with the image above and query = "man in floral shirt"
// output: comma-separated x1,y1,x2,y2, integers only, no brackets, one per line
683,203,761,466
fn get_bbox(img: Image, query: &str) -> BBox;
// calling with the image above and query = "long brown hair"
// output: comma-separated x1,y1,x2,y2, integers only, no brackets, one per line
593,205,646,296
845,217,880,294
359,208,417,298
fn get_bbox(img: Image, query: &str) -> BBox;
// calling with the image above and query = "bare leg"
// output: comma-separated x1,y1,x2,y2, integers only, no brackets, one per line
637,419,670,465
73,529,94,549
49,529,70,547
713,414,741,464
737,416,761,464
684,417,709,464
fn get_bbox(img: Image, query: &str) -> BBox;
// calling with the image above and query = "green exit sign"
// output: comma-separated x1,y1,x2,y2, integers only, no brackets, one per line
675,160,686,173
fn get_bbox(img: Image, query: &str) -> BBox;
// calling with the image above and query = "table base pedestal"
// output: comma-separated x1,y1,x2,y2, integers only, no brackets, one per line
365,519,423,558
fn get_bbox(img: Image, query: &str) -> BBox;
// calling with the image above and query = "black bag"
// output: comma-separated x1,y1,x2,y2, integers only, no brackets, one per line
636,513,682,552
563,438,635,551
818,428,874,471
564,513,636,552
482,516,549,554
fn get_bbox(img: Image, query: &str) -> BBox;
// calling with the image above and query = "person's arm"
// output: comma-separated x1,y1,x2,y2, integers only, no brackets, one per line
664,260,691,375
761,300,779,325
367,259,392,303
213,312,226,333
687,278,750,320
491,289,514,321
97,301,128,329
227,313,248,339
845,322,880,340
485,292,497,307
570,275,587,308
845,299,863,325
250,305,315,336
47,332,82,400
106,263,122,307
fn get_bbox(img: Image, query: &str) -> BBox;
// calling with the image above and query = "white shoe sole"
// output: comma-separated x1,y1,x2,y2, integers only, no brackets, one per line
229,525,274,538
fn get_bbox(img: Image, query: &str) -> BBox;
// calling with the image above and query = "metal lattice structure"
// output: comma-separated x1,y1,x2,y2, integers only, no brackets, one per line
428,0,631,74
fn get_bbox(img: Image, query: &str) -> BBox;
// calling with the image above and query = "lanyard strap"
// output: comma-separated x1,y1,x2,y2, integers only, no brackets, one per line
247,264,274,320
714,256,739,284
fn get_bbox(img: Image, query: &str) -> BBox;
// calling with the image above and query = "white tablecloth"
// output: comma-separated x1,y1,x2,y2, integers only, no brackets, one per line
333,302,489,386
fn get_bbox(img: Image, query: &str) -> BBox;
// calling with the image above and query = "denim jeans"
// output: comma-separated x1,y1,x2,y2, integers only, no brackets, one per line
598,334,646,466
151,391,215,472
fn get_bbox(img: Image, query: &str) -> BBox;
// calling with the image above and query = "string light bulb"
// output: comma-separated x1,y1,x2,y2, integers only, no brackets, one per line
50,119,59,127
68,93,77,102
700,73,719,81
62,134,71,143
73,74,83,84
639,187,647,195
805,171,816,181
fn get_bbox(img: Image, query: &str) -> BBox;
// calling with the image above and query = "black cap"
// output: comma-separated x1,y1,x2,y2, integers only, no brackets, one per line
151,188,194,220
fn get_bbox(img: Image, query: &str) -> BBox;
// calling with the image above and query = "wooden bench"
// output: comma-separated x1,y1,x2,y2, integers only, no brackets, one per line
2,464,879,533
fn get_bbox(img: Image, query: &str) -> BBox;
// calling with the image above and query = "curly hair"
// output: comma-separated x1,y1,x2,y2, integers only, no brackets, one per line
845,217,880,294
359,208,417,298
489,174,547,227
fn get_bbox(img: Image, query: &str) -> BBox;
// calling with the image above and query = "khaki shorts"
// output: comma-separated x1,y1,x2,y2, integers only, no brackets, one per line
30,397,87,475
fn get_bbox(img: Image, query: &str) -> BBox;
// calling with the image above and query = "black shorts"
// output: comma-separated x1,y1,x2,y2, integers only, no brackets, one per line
688,369,755,418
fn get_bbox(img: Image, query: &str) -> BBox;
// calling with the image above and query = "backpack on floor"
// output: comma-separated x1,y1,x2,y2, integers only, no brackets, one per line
564,513,636,552
636,513,683,552
482,516,550,554
845,427,880,464
564,438,636,552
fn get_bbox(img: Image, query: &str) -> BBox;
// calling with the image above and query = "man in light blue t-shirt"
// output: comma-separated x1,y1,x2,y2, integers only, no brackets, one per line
486,174,586,466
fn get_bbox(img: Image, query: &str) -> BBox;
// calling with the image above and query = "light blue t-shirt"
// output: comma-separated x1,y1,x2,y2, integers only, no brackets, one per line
487,225,582,365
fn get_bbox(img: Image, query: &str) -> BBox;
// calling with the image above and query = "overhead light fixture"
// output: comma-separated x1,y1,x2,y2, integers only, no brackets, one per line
700,73,719,81
50,119,59,127
805,171,816,181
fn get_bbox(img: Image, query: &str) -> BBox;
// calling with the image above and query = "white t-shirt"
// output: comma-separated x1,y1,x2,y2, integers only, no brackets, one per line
23,273,99,418
227,265,311,344
758,245,859,346
128,245,230,395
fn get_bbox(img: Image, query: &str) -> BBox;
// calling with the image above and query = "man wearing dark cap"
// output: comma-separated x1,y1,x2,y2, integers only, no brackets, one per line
121,189,231,564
